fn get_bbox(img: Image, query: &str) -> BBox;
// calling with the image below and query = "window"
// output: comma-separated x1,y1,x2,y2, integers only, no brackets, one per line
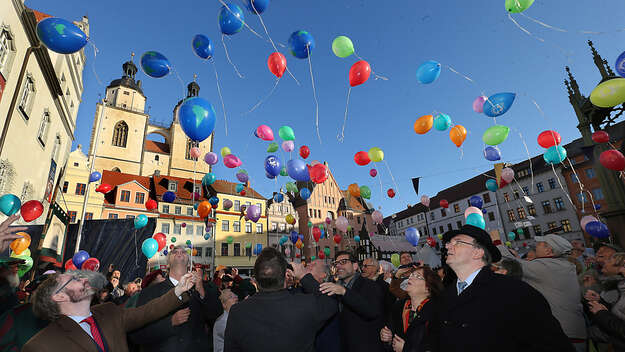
186,225,193,235
168,181,177,192
234,200,240,211
123,91,130,95
234,243,241,256
135,192,145,204
430,212,435,220
547,222,558,230
536,182,544,193
85,212,93,220
503,193,510,202
548,178,557,189
488,212,495,221
185,139,199,160
161,223,170,233
357,216,361,224
271,222,278,231
221,243,229,256
517,168,530,178
483,193,491,203
554,197,565,211
571,174,579,183
0,30,13,70
441,209,446,217
513,191,519,200
256,223,263,234
162,205,169,214
112,121,128,147
309,209,312,217
52,135,61,161
245,222,252,233
75,183,85,195
533,225,542,235
507,209,516,222
108,213,118,219
37,111,50,146
517,207,526,219
522,186,529,196
222,220,229,231
175,206,181,215
187,207,194,216
439,226,444,233
125,215,135,219
196,226,203,236
18,77,34,119
68,211,77,223
432,227,436,235
453,204,460,213
233,221,241,232
577,193,587,204
456,221,462,229
205,247,212,257
592,188,604,200
586,168,596,179
561,219,572,232
62,181,68,193
174,224,181,234
155,155,159,161
120,190,130,202
447,224,453,231
527,204,536,216
245,247,252,257
542,200,552,214
279,223,286,232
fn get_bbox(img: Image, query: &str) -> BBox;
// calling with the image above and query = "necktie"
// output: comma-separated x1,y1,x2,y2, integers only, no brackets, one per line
81,316,106,351
457,281,468,295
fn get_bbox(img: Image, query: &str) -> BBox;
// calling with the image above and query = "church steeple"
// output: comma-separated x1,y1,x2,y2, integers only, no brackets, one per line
187,74,200,98
122,52,138,80
589,40,615,80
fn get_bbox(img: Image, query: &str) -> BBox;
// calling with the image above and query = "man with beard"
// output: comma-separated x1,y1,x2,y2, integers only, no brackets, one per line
0,259,22,315
22,269,195,352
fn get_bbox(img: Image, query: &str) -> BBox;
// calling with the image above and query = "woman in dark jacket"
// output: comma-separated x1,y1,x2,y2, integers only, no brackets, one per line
380,265,443,352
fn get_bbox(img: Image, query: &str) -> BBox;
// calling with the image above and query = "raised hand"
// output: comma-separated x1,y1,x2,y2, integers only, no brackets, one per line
0,214,27,253
174,273,196,296
319,282,346,296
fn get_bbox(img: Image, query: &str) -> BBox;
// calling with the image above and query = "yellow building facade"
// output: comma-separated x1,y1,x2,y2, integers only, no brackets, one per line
60,145,104,223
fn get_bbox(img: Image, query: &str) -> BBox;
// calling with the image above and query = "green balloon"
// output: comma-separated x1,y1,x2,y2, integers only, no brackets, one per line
278,126,295,141
171,237,177,243
359,185,371,200
280,167,288,176
245,242,252,248
505,0,535,13
323,247,331,256
307,221,313,228
311,256,316,261
319,224,324,229
186,240,192,245
11,253,33,278
391,253,400,267
286,182,297,193
518,228,524,235
238,168,248,175
332,36,354,58
267,142,279,153
482,125,510,146
227,236,234,244
347,225,352,231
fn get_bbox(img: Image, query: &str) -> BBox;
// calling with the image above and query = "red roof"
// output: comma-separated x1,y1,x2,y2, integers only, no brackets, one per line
145,141,170,154
31,10,52,22
101,170,151,205
153,174,204,204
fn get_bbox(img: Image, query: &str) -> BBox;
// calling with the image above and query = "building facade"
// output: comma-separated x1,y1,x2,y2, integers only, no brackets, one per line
266,191,298,252
60,145,104,223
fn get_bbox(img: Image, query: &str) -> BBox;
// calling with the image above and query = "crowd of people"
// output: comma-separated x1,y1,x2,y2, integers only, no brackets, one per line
1,217,625,351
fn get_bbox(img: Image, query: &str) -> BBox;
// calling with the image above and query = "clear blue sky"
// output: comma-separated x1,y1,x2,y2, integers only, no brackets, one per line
28,0,625,216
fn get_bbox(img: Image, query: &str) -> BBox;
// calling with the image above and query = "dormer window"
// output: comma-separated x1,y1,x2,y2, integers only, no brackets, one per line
168,180,177,192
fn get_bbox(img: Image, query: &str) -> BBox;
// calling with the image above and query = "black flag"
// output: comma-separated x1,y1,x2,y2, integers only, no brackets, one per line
412,177,420,195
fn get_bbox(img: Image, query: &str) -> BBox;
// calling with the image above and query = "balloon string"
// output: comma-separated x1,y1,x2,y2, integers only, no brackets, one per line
550,163,575,207
134,229,138,269
169,65,187,100
383,160,403,205
516,129,535,193
306,45,321,145
354,52,388,81
221,35,244,78
243,77,280,114
566,157,587,215
507,13,545,42
337,86,351,143
519,13,567,32
211,60,229,136
376,162,384,200
217,0,265,40
446,65,475,84
87,41,104,86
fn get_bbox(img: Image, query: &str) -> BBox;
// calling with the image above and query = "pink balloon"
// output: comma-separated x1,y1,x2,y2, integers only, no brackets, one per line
325,217,331,224
190,147,201,159
284,247,291,257
282,140,295,152
580,215,598,230
420,195,430,207
372,210,383,224
369,169,377,177
501,167,514,183
256,125,274,141
336,216,349,232
464,206,482,219
473,95,488,113
224,154,242,168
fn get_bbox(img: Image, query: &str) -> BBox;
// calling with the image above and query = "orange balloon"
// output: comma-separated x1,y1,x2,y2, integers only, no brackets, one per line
10,232,30,255
348,183,360,197
450,125,467,147
197,201,211,218
414,115,433,135
295,239,303,249
192,248,198,256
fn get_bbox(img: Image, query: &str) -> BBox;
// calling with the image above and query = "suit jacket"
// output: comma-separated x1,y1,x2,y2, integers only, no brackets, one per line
375,275,396,321
224,274,338,352
387,298,438,352
22,288,185,352
426,267,575,352
129,278,223,352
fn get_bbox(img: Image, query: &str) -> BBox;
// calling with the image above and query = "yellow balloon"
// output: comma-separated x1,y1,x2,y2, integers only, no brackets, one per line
220,147,231,157
590,78,625,108
368,147,384,163
285,214,295,225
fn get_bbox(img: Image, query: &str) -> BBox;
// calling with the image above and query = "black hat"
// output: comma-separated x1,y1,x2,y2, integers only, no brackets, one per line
232,278,257,301
442,225,501,262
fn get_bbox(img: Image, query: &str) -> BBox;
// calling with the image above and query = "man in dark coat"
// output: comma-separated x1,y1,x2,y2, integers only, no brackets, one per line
224,247,338,352
426,225,575,352
319,251,385,352
129,246,223,351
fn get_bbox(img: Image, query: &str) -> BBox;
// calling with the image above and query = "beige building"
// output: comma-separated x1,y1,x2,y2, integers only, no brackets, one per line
0,3,88,224
60,145,104,223
267,191,298,252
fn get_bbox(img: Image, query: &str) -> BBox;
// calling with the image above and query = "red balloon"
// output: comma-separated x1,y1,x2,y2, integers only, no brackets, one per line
318,251,325,260
211,203,218,209
440,199,449,209
240,190,246,196
21,200,43,222
64,259,77,271
387,188,396,198
354,151,371,166
537,130,561,148
299,145,310,159
295,253,301,258
310,164,328,184
267,52,286,78
600,150,625,171
426,237,437,247
81,257,100,271
592,131,610,144
333,234,342,244
349,60,371,87
96,183,112,194
153,232,167,251
312,227,321,242
145,199,158,211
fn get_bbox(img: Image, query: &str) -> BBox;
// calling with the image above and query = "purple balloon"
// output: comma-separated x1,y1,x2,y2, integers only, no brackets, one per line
223,199,233,210
246,204,261,223
236,172,249,183
282,140,295,152
473,95,488,113
369,169,377,177
204,152,219,165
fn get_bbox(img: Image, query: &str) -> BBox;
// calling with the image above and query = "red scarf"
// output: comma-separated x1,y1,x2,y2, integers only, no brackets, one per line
402,298,429,333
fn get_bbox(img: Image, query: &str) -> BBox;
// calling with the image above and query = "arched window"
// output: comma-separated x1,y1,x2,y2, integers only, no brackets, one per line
112,167,121,172
185,138,199,160
112,121,128,147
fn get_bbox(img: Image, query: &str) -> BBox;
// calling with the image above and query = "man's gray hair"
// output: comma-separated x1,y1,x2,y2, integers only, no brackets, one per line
472,240,492,266
167,245,191,268
364,257,379,267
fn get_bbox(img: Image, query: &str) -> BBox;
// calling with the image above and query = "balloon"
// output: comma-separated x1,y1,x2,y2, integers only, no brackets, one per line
288,30,315,59
285,182,298,193
537,131,561,148
507,232,516,241
266,142,279,153
348,183,360,197
227,236,234,244
391,253,400,267
368,147,384,162
299,188,311,200
36,17,88,54
336,216,349,232
171,237,176,243
198,201,211,218
142,238,158,259
204,152,219,165
236,170,249,183
285,214,296,225
246,205,261,222
219,3,245,35
585,221,610,238
204,233,211,240
223,199,233,210
405,227,420,246
264,155,282,177
482,125,510,146
372,210,383,224
581,215,598,229
505,0,535,13
483,93,516,117
310,163,328,184
416,60,441,84
290,231,299,244
10,232,30,255
295,239,303,249
145,199,158,211
286,159,310,181
81,257,100,271
592,131,610,144
332,36,354,58
312,227,321,242
274,193,284,203
177,97,216,142
485,179,498,192
600,150,625,171
209,196,220,206
12,253,33,278
20,200,43,222
518,228,524,235
426,237,437,247
543,145,567,165
96,183,112,194
421,195,430,207
325,217,331,225
324,247,331,257
224,154,242,168
153,233,167,251
466,213,485,229
201,173,216,187
354,151,371,166
187,147,201,159
246,0,269,13
0,194,21,216
387,188,396,198
465,207,482,219
220,147,231,157
72,250,89,269
369,169,377,177
89,171,102,183
484,146,501,161
354,235,361,243
281,140,295,153
433,113,451,131
278,126,295,141
595,204,602,210
349,60,371,87
192,34,213,60
134,214,148,229
267,52,286,78
449,125,467,147
413,115,433,135
501,168,514,183
473,95,488,113
359,185,371,199
590,78,625,108
333,234,342,244
140,51,171,78
163,191,176,203
440,199,449,208
469,196,483,208
279,167,288,176
64,258,77,271
299,145,310,159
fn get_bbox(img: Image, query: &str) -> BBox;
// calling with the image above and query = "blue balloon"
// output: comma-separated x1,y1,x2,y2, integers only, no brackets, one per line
236,184,245,193
416,60,441,84
287,159,310,182
595,204,602,210
483,93,516,117
405,227,420,246
482,208,488,214
89,171,101,183
616,51,625,78
202,172,216,186
0,194,21,216
192,34,214,60
469,196,483,209
209,196,220,206
255,243,263,255
194,203,199,210
507,232,516,241
485,179,498,192
163,191,176,203
354,235,361,243
246,0,269,14
484,146,501,161
265,155,282,177
72,250,89,269
300,188,311,200
433,113,451,131
36,17,87,54
141,238,159,259
288,30,315,59
177,97,216,142
273,193,284,203
204,233,211,240
219,4,245,35
585,221,610,238
140,51,171,78
134,214,148,229
163,249,168,255
543,145,567,165
298,234,304,242
265,171,276,179
290,231,299,244
466,213,485,230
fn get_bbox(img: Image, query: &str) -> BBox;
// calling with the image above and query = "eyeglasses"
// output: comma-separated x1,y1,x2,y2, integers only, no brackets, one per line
333,259,352,266
54,274,85,295
445,239,476,248
408,272,425,281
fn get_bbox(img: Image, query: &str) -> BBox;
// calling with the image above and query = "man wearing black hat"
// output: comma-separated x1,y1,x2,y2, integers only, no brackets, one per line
425,225,574,352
